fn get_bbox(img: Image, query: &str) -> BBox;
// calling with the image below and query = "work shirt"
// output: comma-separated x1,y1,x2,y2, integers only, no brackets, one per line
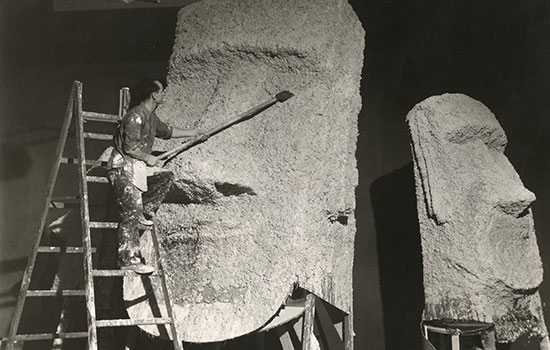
108,103,173,191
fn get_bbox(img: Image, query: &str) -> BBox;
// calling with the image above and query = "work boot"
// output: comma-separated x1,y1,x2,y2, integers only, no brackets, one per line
119,256,155,275
138,216,154,226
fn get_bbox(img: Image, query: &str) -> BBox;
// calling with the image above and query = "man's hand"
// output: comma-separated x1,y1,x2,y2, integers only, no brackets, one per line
198,132,209,142
145,154,161,167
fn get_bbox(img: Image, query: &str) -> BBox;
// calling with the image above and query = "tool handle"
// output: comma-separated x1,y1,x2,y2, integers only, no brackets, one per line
157,93,291,161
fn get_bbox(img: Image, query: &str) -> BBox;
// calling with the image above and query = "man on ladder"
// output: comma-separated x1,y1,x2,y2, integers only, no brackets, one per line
107,79,207,274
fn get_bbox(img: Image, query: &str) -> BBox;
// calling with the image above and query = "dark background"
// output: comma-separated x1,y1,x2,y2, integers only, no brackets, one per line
1,1,549,349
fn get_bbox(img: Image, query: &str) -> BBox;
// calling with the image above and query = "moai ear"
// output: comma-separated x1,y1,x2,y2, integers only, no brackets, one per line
408,106,452,225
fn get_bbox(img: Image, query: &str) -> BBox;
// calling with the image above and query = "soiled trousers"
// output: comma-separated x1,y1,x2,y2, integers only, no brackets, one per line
107,168,174,266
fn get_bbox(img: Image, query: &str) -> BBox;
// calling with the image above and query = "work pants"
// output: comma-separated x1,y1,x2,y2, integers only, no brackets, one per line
107,168,174,266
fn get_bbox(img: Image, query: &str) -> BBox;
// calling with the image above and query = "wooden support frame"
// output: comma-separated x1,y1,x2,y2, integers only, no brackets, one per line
315,297,345,350
302,294,316,350
265,291,353,350
277,325,295,350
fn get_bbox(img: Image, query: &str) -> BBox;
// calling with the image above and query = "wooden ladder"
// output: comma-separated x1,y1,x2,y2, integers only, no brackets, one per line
4,80,183,350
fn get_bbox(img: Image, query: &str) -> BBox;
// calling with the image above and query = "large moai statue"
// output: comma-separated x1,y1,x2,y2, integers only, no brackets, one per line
123,0,364,343
407,93,548,344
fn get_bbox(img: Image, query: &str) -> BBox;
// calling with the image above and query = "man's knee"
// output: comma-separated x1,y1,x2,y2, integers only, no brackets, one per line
158,171,175,183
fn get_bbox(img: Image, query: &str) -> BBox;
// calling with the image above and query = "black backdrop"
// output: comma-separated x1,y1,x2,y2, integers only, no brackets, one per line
1,1,549,349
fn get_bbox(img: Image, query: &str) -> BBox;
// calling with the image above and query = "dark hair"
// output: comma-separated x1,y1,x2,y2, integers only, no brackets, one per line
129,79,166,107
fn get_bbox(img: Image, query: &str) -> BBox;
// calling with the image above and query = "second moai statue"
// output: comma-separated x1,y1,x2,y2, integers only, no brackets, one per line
407,93,548,345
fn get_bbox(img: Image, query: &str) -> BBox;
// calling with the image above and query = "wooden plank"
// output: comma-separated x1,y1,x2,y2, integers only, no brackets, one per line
89,221,118,229
82,111,121,122
83,132,113,140
5,332,88,341
277,325,295,350
6,82,77,350
91,269,161,277
150,225,184,349
61,157,108,167
96,318,172,328
27,289,86,297
302,294,316,350
451,334,460,350
343,313,353,350
86,176,109,183
38,246,97,253
315,298,344,350
75,81,98,350
293,317,303,341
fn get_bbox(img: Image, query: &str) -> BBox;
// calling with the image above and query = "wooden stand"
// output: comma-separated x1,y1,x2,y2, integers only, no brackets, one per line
256,292,353,350
422,320,496,350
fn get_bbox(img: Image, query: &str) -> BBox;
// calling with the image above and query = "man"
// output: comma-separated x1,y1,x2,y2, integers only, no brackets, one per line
108,79,206,274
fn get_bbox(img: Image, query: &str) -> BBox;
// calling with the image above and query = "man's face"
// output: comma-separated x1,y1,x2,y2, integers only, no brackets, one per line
153,80,164,105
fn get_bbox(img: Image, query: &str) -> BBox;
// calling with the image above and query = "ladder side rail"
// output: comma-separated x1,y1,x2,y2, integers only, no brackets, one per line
74,81,98,350
121,87,130,116
118,88,123,117
6,82,78,349
150,226,184,350
118,87,130,117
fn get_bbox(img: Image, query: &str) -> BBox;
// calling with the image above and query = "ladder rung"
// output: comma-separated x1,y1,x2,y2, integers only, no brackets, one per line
86,176,109,183
96,317,172,328
27,289,86,297
48,202,78,209
49,196,79,209
48,202,106,209
92,269,161,277
90,221,118,229
51,196,79,203
60,157,108,167
84,132,114,140
82,111,121,122
38,246,97,253
2,332,89,341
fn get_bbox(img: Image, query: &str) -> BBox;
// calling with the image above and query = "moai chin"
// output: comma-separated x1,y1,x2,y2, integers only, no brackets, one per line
407,93,548,343
122,0,364,343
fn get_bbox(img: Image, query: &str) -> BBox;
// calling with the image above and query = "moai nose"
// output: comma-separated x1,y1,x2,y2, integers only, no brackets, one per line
495,186,536,217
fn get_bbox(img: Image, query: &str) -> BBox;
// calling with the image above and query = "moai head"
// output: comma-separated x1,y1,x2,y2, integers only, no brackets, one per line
123,0,365,342
407,93,547,342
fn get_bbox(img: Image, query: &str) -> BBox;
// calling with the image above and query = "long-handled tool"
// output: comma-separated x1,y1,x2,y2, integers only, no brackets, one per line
157,90,294,165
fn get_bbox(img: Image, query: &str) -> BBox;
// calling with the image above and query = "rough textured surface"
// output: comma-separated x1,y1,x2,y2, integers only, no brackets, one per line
407,93,547,343
123,0,364,343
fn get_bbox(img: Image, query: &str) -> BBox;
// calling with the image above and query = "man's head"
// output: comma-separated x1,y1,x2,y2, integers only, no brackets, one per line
133,79,165,107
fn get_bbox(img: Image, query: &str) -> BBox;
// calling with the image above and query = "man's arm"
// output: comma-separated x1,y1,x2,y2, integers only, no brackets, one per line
126,148,157,165
123,113,158,166
171,127,203,139
154,114,206,140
